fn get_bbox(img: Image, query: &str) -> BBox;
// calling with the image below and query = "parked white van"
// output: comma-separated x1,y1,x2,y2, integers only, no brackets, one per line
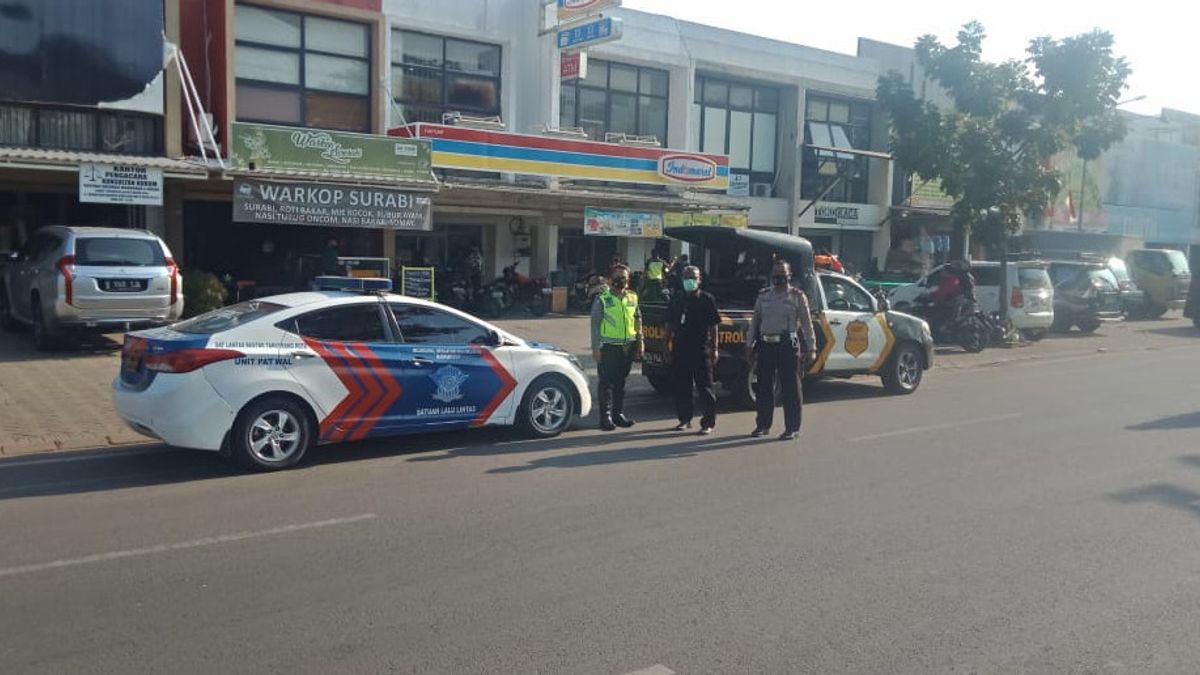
889,261,1055,340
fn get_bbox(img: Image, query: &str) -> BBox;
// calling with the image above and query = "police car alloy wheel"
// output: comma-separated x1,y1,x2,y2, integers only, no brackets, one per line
519,375,574,438
232,396,313,471
882,343,922,395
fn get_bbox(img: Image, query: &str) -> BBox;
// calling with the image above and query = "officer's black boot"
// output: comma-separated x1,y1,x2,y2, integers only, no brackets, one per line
612,390,635,428
598,384,616,431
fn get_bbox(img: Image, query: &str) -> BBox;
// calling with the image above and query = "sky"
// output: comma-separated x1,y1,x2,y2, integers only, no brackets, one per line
622,0,1185,116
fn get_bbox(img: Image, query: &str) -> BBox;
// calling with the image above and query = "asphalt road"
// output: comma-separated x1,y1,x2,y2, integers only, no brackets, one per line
2,331,1200,673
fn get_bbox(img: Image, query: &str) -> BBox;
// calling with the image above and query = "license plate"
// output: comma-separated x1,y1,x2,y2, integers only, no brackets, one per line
103,279,147,292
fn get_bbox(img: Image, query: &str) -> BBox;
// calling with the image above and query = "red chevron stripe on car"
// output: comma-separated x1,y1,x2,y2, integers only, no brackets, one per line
472,346,517,427
328,342,383,443
303,338,362,440
347,343,402,441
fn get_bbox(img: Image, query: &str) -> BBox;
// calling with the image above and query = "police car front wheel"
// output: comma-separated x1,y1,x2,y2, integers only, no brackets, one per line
232,396,313,471
519,376,575,438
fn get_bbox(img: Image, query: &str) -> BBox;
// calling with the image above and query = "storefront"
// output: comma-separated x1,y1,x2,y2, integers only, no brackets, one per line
177,122,438,294
797,202,886,275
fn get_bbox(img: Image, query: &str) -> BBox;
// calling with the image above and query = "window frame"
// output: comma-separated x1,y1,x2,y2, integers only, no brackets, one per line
281,301,396,343
694,75,780,188
802,92,873,204
391,29,503,124
560,58,670,142
386,302,494,346
234,3,373,132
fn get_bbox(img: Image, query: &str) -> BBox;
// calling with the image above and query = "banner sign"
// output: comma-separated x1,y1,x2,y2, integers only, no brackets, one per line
557,16,622,51
79,163,163,205
561,51,587,80
233,179,432,231
229,122,432,182
392,123,729,190
664,212,748,229
585,208,664,238
557,0,621,24
401,267,436,300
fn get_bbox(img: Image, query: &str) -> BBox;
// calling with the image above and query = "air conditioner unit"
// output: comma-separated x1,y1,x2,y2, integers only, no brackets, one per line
751,183,773,198
187,113,220,154
443,111,506,131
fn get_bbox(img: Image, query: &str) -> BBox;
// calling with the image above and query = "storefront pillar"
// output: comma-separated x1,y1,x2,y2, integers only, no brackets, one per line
534,223,557,281
163,182,185,261
382,228,396,276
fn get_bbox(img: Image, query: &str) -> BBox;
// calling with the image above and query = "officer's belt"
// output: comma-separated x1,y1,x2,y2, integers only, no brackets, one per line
759,333,798,343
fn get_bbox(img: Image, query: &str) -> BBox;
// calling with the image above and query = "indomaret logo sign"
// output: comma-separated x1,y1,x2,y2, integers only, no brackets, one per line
658,154,718,183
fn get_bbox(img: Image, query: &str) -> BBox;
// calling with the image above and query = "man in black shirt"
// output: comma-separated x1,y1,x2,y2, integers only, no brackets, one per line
666,265,721,434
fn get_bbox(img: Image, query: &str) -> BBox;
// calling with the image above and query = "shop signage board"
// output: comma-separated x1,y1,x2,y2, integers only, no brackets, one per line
663,212,749,229
229,122,432,182
561,51,587,80
909,177,954,211
557,0,621,24
79,163,163,205
391,123,730,190
232,179,432,231
727,173,751,197
584,208,664,238
556,16,622,51
400,266,436,300
810,202,884,229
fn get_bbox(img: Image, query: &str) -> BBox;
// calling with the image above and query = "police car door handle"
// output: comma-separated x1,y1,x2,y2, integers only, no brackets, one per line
290,349,318,360
411,357,434,367
828,319,843,326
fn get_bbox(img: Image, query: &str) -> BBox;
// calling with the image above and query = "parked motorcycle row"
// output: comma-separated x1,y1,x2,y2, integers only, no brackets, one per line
437,260,550,319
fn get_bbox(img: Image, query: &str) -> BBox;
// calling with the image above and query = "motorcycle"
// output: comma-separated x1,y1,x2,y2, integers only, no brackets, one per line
501,262,550,316
569,273,608,312
909,297,994,353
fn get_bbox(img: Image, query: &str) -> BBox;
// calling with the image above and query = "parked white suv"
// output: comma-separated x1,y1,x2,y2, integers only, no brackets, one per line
1,227,183,350
890,261,1055,340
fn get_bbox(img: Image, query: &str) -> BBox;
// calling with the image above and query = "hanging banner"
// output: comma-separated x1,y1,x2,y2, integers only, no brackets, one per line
663,212,748,229
229,122,433,182
584,208,664,238
233,179,432,230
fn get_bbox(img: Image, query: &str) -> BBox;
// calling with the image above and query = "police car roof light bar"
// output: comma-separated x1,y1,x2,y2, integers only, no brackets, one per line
313,276,393,293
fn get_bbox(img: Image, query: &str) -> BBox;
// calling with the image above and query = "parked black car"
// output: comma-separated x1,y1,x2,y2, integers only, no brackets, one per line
1106,257,1146,319
1047,261,1123,333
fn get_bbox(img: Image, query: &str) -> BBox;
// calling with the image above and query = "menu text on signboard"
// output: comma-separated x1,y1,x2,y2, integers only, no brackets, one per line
233,179,432,231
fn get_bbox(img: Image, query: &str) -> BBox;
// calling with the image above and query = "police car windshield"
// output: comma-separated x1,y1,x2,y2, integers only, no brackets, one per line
172,301,286,335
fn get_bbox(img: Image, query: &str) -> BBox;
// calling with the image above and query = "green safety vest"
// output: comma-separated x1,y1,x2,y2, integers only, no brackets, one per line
646,260,665,281
599,289,639,343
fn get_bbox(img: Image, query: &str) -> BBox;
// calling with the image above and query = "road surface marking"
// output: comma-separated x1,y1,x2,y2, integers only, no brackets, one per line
849,413,1023,443
0,513,377,579
622,666,675,675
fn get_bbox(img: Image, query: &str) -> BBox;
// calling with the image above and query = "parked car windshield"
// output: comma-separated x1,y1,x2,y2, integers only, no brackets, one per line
171,301,286,335
1165,249,1190,274
74,237,165,267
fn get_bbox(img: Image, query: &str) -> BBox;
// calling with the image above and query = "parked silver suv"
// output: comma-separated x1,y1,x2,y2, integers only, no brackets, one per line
1,227,183,350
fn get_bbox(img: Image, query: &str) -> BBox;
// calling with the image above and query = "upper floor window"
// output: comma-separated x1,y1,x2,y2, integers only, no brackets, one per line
693,76,779,191
392,31,502,125
560,59,669,143
802,94,872,203
0,103,162,155
234,4,371,133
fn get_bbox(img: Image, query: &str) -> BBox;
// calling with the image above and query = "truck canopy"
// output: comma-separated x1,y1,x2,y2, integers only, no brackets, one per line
665,226,818,308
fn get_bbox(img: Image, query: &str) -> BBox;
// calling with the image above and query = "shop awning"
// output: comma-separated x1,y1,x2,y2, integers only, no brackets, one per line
0,147,209,178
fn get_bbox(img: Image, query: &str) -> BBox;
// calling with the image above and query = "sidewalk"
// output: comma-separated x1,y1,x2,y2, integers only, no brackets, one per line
0,315,1194,457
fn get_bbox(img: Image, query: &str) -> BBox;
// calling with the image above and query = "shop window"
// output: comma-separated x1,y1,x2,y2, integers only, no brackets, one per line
234,4,372,133
802,93,872,204
392,31,502,124
560,59,669,142
694,75,778,192
293,304,389,342
390,304,490,345
0,102,161,155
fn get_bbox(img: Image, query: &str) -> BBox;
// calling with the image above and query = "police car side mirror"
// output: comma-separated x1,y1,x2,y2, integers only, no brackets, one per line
487,330,503,347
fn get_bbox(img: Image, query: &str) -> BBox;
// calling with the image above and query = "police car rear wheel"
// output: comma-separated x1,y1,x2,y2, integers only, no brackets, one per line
882,343,922,395
232,396,312,471
519,376,574,438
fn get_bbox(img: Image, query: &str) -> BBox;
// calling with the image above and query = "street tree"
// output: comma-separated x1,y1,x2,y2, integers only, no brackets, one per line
877,22,1131,324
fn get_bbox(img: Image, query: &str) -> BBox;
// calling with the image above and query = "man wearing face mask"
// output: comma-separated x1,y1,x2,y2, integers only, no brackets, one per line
665,266,720,434
746,260,816,441
591,264,643,431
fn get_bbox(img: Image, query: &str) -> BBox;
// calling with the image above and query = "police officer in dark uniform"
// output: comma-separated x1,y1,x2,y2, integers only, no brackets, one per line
746,260,817,441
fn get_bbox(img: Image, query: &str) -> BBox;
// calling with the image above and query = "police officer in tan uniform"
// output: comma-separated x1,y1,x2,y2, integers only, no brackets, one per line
745,260,817,440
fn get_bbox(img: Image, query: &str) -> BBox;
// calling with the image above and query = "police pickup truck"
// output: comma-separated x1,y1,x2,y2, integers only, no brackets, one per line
642,227,934,408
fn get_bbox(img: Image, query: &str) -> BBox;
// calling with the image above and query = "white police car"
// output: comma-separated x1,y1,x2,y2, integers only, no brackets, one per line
112,277,591,471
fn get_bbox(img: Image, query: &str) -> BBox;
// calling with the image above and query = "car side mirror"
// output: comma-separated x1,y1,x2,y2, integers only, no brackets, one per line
487,330,503,347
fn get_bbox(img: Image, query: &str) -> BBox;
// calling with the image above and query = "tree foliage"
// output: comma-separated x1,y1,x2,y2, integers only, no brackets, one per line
878,22,1131,248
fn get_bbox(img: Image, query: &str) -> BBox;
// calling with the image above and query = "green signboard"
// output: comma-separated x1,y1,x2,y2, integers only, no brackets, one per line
229,122,433,182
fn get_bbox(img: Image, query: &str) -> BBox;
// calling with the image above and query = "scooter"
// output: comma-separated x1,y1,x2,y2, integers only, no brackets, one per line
910,298,994,353
502,262,551,316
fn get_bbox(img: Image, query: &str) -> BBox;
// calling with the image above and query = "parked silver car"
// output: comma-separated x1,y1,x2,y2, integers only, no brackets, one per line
1,227,183,350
